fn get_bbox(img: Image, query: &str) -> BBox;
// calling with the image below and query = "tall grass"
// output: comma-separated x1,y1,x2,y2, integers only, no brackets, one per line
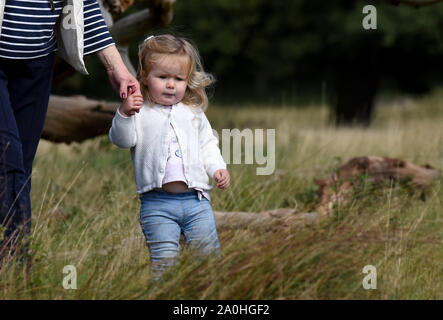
0,91,442,299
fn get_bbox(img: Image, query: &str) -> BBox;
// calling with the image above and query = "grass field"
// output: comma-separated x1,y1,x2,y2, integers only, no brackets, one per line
1,90,442,299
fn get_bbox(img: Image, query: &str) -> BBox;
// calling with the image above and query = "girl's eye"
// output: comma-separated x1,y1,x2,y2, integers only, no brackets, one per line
176,77,184,81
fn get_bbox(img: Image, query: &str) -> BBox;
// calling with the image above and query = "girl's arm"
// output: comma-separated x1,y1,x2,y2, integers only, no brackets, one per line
199,113,227,179
109,109,137,149
109,93,143,148
109,110,137,149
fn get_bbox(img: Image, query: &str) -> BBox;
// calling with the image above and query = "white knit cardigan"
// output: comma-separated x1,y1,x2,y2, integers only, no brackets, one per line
109,102,226,194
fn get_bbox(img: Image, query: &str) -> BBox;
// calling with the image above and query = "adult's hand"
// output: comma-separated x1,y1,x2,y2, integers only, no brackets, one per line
96,45,141,99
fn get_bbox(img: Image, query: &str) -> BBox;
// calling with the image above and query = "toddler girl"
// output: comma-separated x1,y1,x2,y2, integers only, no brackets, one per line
109,34,230,279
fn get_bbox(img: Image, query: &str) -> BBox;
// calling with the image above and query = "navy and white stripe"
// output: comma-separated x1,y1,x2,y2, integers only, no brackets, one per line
83,0,114,55
0,0,114,59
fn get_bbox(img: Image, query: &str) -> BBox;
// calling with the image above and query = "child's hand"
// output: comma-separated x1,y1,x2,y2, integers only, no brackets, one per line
119,90,143,117
214,169,230,189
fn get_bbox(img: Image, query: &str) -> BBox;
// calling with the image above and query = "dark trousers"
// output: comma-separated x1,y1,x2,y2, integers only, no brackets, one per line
0,52,55,260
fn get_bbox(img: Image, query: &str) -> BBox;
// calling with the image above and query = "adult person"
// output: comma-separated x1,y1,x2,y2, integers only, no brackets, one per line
0,0,141,262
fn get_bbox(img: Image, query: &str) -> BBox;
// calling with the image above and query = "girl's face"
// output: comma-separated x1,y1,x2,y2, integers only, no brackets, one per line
145,54,190,106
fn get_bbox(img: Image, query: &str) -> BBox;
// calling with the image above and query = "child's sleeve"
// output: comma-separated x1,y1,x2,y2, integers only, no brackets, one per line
109,108,137,148
199,113,226,179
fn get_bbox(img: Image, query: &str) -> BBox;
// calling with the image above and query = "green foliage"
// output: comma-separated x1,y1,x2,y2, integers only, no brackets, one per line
163,1,443,101
51,1,443,104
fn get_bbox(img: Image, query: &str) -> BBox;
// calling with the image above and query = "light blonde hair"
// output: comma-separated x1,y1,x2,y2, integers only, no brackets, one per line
137,34,214,110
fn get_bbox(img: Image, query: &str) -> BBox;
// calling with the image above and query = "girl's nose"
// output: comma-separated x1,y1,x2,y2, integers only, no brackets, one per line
166,79,174,89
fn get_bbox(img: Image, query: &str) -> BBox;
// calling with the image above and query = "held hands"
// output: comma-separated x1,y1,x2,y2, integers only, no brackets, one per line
214,169,230,189
108,65,140,100
96,45,142,101
119,90,143,117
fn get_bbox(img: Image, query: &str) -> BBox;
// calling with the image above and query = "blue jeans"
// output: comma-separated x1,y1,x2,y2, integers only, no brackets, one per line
139,190,220,279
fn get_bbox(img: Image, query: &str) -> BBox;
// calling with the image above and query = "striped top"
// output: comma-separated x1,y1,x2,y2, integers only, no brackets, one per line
0,0,114,59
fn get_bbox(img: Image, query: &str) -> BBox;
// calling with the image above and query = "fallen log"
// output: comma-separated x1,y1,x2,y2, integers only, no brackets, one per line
213,209,318,229
110,210,318,254
315,156,439,216
42,95,119,143
47,208,318,258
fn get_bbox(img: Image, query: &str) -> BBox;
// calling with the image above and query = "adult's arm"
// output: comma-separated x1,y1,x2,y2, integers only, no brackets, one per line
82,0,140,99
96,45,140,99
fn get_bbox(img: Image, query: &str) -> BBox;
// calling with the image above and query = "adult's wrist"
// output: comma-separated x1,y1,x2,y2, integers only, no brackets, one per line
97,45,125,72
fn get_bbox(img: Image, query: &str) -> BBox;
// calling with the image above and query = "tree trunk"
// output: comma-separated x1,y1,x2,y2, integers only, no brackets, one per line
332,35,380,127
